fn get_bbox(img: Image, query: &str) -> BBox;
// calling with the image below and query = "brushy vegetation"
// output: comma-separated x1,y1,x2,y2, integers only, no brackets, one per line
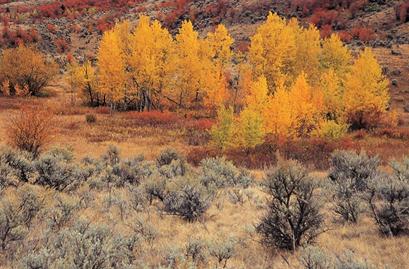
1,144,408,267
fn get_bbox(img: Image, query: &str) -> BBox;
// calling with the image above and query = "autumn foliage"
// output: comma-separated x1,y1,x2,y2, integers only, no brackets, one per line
0,45,58,96
6,107,55,157
71,13,390,150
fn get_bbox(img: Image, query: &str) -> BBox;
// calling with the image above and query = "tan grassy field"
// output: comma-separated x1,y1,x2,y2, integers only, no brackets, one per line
1,81,409,268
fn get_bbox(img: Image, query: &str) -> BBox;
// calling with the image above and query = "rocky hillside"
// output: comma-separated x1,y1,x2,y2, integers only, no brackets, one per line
0,0,408,115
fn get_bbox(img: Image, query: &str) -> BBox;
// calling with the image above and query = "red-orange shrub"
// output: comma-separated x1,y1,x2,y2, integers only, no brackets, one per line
6,107,55,157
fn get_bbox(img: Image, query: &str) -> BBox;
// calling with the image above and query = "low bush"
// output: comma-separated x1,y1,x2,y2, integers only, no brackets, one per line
46,194,79,231
368,158,409,236
300,247,375,269
185,237,208,265
0,45,58,96
0,197,28,250
34,148,85,191
157,148,187,178
0,147,34,189
85,113,97,123
257,160,324,251
208,236,237,268
6,107,55,158
24,220,139,268
164,184,212,222
199,157,253,190
329,150,380,223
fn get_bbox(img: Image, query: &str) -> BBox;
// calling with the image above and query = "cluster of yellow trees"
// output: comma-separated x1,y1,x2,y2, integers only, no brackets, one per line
70,13,391,147
69,15,232,111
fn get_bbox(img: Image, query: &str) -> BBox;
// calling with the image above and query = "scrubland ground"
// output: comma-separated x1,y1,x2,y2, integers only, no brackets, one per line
1,77,409,268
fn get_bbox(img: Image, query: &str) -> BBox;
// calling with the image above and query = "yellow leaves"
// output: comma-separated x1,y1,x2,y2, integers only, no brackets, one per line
295,25,321,84
235,107,265,149
344,48,390,128
97,28,126,103
267,73,324,139
210,106,235,150
245,75,270,117
320,68,344,120
0,45,58,96
206,24,234,67
129,16,173,93
321,34,352,78
249,12,297,92
89,13,391,137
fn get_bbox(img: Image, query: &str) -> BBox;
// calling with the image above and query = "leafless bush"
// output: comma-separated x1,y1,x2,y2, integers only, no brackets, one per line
6,107,55,158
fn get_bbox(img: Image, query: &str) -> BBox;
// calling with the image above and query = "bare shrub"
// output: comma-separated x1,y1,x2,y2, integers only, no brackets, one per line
257,160,324,251
6,107,55,158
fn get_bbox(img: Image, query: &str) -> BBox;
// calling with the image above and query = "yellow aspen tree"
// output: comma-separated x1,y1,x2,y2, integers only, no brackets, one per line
202,24,234,110
288,73,324,137
295,24,322,85
235,107,265,150
210,106,235,151
267,81,298,138
112,20,131,55
244,75,270,122
321,34,352,79
68,60,98,106
129,16,173,110
319,68,344,120
206,24,234,67
234,62,253,110
97,29,127,105
248,33,265,79
343,48,390,129
203,70,228,110
249,12,296,92
172,20,202,108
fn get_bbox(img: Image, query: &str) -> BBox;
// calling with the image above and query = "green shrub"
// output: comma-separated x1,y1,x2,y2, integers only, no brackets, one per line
34,148,85,191
164,184,212,222
208,236,237,269
199,157,253,189
185,238,208,265
31,220,138,268
0,147,34,189
329,150,380,223
257,160,324,251
368,160,409,236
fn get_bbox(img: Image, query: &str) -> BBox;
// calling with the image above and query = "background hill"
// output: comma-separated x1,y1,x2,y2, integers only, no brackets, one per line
0,0,408,117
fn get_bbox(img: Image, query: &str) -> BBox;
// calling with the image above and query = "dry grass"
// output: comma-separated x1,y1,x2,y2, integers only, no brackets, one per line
1,83,409,268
